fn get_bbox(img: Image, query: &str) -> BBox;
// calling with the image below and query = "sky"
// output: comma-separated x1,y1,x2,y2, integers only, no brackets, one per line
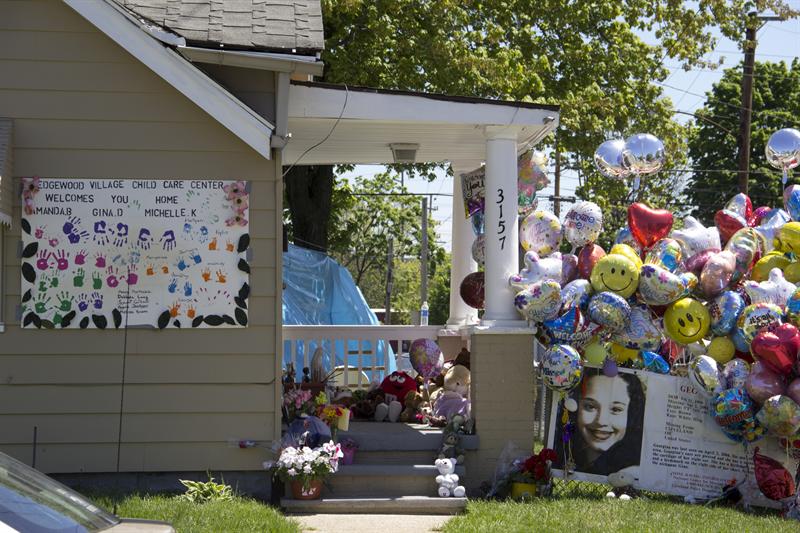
340,11,800,253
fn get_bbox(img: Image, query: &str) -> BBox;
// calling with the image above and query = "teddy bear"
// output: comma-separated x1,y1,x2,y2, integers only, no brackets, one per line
430,364,471,421
399,390,425,423
374,371,417,423
605,469,640,501
435,457,465,497
437,423,465,464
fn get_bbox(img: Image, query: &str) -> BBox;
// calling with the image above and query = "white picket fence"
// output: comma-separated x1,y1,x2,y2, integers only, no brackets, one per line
282,325,441,388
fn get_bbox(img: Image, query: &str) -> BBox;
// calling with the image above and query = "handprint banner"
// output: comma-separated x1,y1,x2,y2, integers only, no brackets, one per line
20,178,250,329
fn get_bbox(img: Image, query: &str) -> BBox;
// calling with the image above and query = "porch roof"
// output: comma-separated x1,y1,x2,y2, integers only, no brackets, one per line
285,81,560,168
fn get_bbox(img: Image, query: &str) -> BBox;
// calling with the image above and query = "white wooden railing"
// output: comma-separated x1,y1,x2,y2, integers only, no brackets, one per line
282,325,441,388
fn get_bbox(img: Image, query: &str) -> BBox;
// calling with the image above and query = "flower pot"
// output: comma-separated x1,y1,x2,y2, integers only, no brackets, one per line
290,479,323,500
511,482,538,500
341,447,356,465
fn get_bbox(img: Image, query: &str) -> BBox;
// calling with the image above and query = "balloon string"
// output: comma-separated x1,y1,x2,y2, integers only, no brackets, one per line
783,168,789,186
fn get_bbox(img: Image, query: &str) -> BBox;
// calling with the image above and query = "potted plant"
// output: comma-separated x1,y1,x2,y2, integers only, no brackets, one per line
339,438,359,465
272,440,343,500
510,448,556,500
282,388,315,423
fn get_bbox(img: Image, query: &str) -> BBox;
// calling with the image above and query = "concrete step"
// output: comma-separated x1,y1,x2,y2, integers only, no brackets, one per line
324,464,466,498
351,449,437,465
337,464,466,477
342,422,478,451
282,496,467,515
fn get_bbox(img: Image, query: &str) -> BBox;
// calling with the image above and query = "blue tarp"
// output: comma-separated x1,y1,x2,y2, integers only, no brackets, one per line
282,244,395,379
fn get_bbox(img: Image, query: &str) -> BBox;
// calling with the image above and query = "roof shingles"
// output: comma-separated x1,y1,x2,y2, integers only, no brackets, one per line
114,0,324,52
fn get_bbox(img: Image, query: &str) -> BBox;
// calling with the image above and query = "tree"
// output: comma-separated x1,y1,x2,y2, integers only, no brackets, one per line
685,60,800,224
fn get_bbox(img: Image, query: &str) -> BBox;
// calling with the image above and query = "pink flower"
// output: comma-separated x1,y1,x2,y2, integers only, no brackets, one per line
23,196,35,215
226,214,248,227
22,176,40,196
232,196,249,212
224,180,247,200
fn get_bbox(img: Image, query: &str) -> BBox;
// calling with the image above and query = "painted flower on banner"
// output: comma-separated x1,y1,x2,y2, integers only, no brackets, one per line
223,180,248,200
21,176,41,215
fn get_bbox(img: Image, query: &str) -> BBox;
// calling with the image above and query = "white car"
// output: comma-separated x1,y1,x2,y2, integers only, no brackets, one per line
0,452,174,532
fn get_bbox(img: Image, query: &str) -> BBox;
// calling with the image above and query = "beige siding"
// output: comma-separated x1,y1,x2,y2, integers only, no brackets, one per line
0,0,282,473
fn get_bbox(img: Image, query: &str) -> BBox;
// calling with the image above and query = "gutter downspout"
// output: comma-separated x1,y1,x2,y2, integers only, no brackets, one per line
271,72,291,150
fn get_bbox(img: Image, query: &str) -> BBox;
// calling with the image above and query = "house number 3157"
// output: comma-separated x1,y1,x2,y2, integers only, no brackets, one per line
497,188,506,250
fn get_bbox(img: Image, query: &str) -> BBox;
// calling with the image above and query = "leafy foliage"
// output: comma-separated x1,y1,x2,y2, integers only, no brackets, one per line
178,476,234,503
685,60,800,224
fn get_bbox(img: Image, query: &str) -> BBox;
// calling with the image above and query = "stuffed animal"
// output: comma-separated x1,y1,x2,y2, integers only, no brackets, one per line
438,427,465,464
605,469,640,500
399,390,425,423
431,365,471,420
375,371,417,422
435,458,465,497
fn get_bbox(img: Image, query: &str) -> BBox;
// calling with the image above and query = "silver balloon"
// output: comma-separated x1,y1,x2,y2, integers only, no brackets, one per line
689,355,722,397
622,133,665,175
765,128,800,172
471,234,485,267
594,139,630,180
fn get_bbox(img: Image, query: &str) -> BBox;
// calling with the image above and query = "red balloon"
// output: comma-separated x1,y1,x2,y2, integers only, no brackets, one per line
748,206,771,227
459,272,484,309
627,203,673,250
786,378,800,406
577,243,605,279
745,361,787,405
750,323,800,377
561,253,578,287
734,350,754,364
683,249,718,276
753,447,795,501
714,210,746,245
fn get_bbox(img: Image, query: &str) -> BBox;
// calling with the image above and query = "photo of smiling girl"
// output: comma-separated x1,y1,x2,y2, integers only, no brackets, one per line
553,368,646,476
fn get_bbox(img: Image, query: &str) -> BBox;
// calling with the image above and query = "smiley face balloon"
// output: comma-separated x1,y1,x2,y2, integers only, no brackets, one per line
589,253,640,299
664,298,711,344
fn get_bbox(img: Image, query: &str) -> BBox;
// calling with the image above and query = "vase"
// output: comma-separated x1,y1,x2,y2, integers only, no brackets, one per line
511,482,538,500
341,447,356,465
290,479,323,500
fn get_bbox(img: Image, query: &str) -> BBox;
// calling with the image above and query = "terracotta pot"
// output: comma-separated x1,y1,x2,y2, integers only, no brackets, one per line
290,479,323,500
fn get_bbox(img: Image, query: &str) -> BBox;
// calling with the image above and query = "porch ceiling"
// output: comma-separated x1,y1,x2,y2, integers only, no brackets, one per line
285,81,559,167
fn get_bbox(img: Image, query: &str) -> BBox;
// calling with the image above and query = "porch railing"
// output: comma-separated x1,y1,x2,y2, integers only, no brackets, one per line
282,325,441,388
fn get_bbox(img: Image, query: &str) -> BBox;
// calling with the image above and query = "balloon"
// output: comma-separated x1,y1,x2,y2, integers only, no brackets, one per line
520,210,562,256
609,244,643,271
689,355,723,397
785,287,800,328
561,279,593,311
743,268,795,307
664,298,710,345
714,209,747,245
784,261,800,283
746,361,787,405
541,344,583,393
724,227,761,285
712,388,763,442
722,358,750,390
589,253,639,299
699,250,736,297
765,128,800,173
671,216,721,258
756,395,800,437
611,303,662,351
644,238,682,272
561,253,578,286
542,306,599,349
731,328,751,353
409,339,444,379
583,341,608,366
509,251,563,291
622,133,665,175
784,185,800,222
776,221,800,254
751,251,791,282
577,243,606,280
563,201,603,248
684,249,717,277
642,351,670,373
755,208,790,252
614,226,642,254
593,139,630,180
749,206,771,227
737,303,784,344
517,184,538,217
753,447,795,501
609,342,639,364
459,272,485,309
514,280,561,322
627,203,674,250
471,211,484,236
588,291,631,331
708,291,746,337
707,336,735,364
471,234,485,266
638,264,691,306
750,323,800,377
787,378,800,405
517,152,546,215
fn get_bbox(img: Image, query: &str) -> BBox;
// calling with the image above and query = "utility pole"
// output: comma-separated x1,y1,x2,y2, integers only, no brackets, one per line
738,12,783,194
384,237,393,325
420,197,428,308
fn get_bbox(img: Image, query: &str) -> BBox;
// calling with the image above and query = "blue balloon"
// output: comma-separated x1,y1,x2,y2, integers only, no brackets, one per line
542,306,598,349
561,279,593,311
642,351,670,374
588,291,631,331
708,291,746,337
731,328,750,353
471,211,485,236
786,187,800,221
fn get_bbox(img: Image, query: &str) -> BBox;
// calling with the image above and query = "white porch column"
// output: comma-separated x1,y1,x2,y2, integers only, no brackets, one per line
482,127,523,326
447,162,480,327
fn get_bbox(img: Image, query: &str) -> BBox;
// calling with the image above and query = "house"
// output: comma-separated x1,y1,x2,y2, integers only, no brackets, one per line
0,0,558,498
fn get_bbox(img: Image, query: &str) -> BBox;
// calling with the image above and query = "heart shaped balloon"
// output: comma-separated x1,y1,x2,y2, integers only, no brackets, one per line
753,447,795,500
577,243,606,280
748,206,771,227
714,209,747,245
628,203,674,250
746,361,787,405
750,323,800,377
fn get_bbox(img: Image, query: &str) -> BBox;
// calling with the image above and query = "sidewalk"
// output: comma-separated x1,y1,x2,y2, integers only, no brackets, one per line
292,513,452,532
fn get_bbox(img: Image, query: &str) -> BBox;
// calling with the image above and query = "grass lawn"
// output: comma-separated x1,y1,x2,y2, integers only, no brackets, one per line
89,493,300,533
442,499,797,533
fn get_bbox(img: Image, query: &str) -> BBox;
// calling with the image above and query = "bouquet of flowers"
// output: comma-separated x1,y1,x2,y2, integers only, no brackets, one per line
513,448,556,484
272,440,343,490
283,388,315,421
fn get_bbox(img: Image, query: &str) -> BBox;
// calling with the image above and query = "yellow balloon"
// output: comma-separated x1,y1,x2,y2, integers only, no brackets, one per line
610,343,639,364
706,336,735,364
751,251,791,281
609,244,643,270
664,297,710,345
785,261,800,283
776,221,800,254
583,340,608,366
590,253,640,298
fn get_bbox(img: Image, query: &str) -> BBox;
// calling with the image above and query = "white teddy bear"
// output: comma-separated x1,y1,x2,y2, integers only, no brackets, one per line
435,457,465,498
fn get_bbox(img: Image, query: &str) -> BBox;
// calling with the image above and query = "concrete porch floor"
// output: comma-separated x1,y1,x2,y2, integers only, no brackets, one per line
293,513,452,533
